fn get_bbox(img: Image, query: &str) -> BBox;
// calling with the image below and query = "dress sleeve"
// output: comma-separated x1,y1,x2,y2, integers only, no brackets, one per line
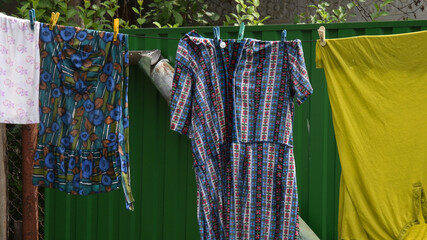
170,39,194,137
288,40,313,105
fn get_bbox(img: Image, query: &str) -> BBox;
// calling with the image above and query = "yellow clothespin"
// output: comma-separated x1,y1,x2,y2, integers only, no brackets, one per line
318,26,326,46
113,18,119,42
49,12,60,30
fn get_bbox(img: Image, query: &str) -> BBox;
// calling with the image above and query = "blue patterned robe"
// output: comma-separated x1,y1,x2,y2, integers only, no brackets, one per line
171,31,312,239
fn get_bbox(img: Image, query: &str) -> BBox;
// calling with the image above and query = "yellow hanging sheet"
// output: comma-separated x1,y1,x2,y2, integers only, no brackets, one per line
316,30,427,239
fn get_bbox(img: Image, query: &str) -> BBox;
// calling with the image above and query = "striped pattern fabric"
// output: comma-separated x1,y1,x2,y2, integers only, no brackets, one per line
171,31,312,239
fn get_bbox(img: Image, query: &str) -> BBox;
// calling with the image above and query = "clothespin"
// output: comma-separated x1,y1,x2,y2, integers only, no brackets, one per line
49,12,60,30
237,22,245,43
213,26,220,43
281,29,287,41
113,18,119,42
318,26,326,46
29,8,36,30
213,26,226,48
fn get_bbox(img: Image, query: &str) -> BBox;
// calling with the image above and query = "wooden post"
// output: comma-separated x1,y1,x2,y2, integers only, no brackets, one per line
0,124,8,240
21,124,38,240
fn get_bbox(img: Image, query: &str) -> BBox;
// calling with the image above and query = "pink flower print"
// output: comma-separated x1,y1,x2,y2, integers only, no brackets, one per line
7,36,15,45
25,56,34,64
26,77,34,86
15,66,28,75
25,32,34,41
16,108,27,119
34,61,40,70
0,67,6,76
0,112,4,118
5,57,13,67
0,44,8,55
16,88,28,96
17,44,27,54
0,22,7,32
3,79,14,88
26,99,34,107
0,90,5,97
18,23,28,31
3,100,14,109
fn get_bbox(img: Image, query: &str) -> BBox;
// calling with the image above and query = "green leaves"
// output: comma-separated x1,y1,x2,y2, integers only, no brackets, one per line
347,2,356,10
247,6,255,15
153,21,162,28
295,0,399,24
13,0,124,30
295,1,355,24
236,3,243,13
224,0,271,26
11,0,269,30
172,11,183,25
137,18,145,25
381,0,394,8
147,0,219,28
252,0,260,7
371,0,391,21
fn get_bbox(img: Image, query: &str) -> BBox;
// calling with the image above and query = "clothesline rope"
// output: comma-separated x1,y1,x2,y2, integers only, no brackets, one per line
126,34,318,42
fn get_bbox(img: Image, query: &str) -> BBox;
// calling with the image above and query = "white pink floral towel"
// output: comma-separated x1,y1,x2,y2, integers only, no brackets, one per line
0,13,40,123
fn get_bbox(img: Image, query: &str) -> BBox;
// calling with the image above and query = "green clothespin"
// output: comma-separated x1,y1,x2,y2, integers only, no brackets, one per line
29,8,36,30
237,22,245,43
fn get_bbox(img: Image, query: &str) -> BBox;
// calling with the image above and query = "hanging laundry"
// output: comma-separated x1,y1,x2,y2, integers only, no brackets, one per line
170,31,312,239
0,13,40,124
33,23,134,210
316,31,427,239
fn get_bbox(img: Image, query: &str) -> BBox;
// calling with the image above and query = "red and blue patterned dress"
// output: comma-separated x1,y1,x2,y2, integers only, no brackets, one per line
170,31,312,239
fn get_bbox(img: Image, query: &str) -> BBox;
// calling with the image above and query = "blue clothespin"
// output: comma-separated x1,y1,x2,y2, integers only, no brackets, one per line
237,22,245,43
213,26,220,42
213,26,220,44
281,29,287,41
213,26,226,48
29,8,36,30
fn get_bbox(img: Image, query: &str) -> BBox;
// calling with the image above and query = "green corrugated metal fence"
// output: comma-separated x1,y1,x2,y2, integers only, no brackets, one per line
43,21,427,240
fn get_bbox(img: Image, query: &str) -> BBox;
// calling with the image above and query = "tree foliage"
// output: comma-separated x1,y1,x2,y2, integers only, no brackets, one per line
11,0,222,29
295,0,426,24
224,0,271,26
6,0,427,29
